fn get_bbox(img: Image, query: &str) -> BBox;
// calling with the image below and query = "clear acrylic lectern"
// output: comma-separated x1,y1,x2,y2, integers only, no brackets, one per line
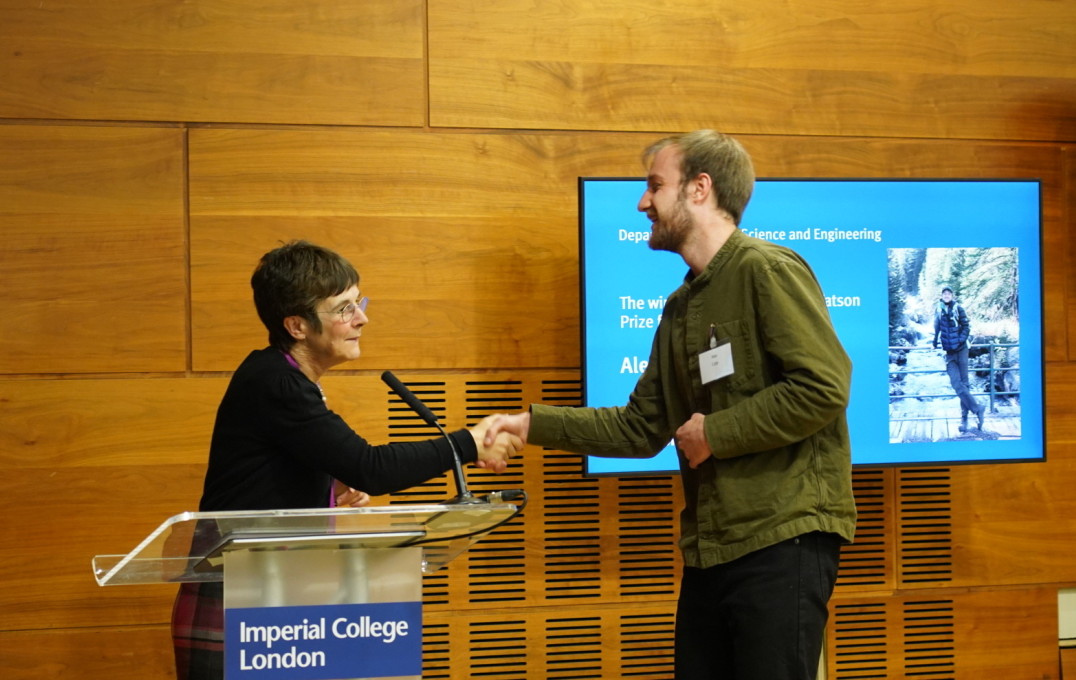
93,503,519,680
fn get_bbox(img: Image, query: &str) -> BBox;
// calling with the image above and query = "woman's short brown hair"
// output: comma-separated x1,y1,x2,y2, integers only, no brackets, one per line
250,240,359,350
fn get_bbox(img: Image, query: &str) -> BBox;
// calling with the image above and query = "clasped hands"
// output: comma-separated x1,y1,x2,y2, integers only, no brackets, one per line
471,414,526,473
478,410,714,470
334,415,526,506
334,410,712,507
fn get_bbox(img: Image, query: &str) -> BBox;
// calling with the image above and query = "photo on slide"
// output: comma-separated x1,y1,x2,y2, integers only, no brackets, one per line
887,247,1022,444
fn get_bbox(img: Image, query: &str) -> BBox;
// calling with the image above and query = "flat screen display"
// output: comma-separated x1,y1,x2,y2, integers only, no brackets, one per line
579,178,1044,474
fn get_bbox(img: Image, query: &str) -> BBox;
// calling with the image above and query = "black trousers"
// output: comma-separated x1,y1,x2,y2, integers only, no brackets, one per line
943,345,980,416
674,531,842,680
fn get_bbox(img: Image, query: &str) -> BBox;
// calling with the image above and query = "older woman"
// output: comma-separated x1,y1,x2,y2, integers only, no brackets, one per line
172,240,520,679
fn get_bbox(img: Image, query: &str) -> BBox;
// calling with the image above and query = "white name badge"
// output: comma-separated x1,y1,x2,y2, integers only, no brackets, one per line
699,340,734,384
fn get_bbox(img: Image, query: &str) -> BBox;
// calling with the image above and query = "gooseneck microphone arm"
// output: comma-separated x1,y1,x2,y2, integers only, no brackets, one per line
381,370,480,504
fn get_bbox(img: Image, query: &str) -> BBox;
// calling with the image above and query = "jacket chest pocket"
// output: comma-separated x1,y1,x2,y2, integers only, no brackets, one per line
705,319,762,409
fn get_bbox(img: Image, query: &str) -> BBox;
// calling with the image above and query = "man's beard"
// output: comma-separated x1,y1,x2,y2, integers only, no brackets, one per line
648,193,693,253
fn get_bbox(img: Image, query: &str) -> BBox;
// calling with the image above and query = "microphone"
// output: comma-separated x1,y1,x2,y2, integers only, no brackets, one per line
381,371,482,505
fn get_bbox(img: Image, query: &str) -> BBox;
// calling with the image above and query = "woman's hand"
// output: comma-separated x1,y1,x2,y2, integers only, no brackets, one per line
470,414,525,472
334,481,371,507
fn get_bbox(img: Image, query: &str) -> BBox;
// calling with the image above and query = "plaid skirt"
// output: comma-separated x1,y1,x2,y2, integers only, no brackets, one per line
172,581,224,680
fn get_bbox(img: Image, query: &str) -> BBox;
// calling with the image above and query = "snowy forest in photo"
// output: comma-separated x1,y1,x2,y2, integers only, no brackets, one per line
887,247,1022,442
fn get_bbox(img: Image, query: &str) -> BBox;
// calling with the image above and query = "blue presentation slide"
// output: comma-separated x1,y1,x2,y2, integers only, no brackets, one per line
580,178,1043,474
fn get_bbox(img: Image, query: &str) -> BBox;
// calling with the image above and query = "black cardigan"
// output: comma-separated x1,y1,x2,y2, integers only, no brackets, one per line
198,348,475,511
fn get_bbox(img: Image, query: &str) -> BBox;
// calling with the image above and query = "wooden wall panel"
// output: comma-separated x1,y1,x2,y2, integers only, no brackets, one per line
830,387,1076,593
188,128,656,372
956,449,1076,582
0,0,425,126
428,0,1076,140
828,587,1059,679
834,468,896,592
0,463,195,630
0,377,222,631
935,363,1076,586
0,626,175,680
0,125,187,374
423,604,676,680
189,130,1068,372
816,366,1076,593
1065,148,1076,361
1064,646,1076,679
0,377,222,470
827,380,1076,593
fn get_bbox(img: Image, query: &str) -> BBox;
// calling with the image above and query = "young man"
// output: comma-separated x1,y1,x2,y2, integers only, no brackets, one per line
933,286,985,431
487,130,856,679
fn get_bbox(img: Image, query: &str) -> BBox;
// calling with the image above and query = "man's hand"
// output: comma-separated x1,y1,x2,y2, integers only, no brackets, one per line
675,412,713,469
482,412,531,449
470,414,525,472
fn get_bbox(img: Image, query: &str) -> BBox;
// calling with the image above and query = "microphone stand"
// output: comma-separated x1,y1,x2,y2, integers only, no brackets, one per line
381,371,484,505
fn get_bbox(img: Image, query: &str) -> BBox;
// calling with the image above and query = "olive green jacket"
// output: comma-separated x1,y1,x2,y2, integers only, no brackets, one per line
530,228,856,567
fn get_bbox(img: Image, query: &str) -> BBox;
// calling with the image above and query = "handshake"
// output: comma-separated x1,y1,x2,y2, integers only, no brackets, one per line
469,412,533,473
336,412,531,508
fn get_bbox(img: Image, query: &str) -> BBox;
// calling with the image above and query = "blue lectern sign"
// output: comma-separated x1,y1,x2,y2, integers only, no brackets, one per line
225,601,422,679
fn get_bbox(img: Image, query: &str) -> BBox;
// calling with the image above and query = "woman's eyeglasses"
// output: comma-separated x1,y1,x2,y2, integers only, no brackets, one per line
319,296,368,324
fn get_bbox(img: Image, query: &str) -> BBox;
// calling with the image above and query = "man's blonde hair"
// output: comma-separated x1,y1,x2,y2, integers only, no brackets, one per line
642,129,755,225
